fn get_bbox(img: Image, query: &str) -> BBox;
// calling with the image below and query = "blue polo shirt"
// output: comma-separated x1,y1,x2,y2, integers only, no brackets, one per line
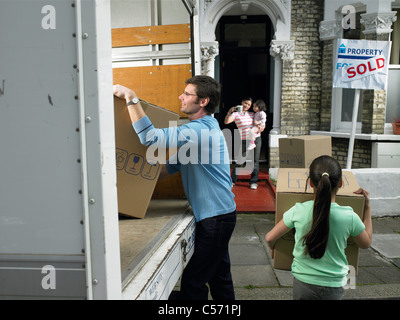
133,115,236,222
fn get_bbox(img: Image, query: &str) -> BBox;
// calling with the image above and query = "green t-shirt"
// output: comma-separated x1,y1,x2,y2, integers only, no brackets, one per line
283,200,365,287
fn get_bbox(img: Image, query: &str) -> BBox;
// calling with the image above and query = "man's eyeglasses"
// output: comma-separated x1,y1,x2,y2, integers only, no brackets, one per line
182,91,197,97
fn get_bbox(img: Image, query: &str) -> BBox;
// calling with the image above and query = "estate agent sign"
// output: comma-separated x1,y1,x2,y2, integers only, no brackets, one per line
333,39,391,169
333,39,391,90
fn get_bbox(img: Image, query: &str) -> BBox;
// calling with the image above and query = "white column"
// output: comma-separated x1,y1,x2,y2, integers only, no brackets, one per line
269,40,294,134
270,57,282,135
360,11,397,36
200,41,219,77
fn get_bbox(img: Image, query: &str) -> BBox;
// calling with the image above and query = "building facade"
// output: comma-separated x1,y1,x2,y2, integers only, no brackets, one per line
200,0,400,169
111,0,400,169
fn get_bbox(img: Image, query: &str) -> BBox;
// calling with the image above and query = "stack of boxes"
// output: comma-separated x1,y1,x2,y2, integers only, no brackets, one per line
276,136,365,272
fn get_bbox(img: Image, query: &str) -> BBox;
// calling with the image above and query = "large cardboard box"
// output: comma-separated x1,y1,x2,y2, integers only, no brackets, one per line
274,168,365,273
114,97,179,218
279,135,332,168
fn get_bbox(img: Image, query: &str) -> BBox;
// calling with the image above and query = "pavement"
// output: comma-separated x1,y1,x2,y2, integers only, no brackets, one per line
229,213,400,300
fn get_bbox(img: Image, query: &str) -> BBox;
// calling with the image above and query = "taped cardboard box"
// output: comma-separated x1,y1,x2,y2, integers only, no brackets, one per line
279,135,332,168
274,168,365,273
114,97,179,218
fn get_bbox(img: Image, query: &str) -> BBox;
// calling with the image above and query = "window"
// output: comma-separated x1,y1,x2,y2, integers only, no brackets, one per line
341,88,362,122
390,9,400,65
224,21,267,48
386,9,400,126
386,67,400,124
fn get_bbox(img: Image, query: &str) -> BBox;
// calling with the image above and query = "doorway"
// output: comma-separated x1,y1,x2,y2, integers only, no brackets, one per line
216,15,273,164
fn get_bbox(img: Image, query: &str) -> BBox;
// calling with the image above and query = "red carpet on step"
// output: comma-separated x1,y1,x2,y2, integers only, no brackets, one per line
231,169,276,213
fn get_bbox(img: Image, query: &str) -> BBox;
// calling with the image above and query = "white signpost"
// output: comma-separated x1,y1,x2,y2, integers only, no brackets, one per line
333,39,391,169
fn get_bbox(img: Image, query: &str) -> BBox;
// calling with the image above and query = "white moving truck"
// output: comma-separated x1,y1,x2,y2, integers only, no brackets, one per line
0,0,195,299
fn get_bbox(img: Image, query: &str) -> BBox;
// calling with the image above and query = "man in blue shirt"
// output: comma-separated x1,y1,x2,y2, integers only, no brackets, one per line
114,75,236,300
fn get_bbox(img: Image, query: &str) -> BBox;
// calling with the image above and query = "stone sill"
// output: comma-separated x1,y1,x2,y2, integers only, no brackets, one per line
310,130,400,142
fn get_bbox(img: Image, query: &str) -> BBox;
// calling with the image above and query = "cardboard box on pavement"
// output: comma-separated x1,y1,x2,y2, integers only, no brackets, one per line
279,135,332,168
274,168,365,273
114,97,179,218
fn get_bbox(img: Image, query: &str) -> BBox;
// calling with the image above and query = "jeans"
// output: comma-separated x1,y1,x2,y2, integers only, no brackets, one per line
176,211,237,300
231,136,261,185
293,277,344,300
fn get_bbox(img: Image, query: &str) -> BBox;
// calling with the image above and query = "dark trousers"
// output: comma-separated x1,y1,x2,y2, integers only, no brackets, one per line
231,137,261,185
175,211,236,300
293,277,344,300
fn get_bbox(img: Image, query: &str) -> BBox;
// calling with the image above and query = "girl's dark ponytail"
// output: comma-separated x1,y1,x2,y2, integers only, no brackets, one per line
303,156,342,259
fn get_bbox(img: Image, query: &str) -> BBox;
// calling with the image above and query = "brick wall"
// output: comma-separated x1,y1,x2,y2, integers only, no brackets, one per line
320,39,334,131
280,0,324,135
332,138,372,169
269,146,279,168
361,32,390,134
270,0,383,169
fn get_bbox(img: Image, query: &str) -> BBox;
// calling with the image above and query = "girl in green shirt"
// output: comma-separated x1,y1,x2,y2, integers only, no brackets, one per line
266,155,372,300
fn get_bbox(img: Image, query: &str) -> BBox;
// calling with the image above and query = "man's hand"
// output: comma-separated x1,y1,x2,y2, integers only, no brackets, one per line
113,84,136,103
113,84,145,123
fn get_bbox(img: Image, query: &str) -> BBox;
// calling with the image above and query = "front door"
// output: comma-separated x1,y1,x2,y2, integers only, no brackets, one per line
217,15,273,163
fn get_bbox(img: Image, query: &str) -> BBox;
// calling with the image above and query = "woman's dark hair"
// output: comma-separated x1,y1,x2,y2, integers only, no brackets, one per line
254,99,267,112
302,155,342,259
185,75,221,114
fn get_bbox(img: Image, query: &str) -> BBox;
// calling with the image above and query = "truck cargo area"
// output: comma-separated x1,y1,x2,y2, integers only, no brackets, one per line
119,200,195,300
0,0,195,300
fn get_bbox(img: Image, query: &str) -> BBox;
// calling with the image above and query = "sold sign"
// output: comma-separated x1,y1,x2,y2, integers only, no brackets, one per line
333,39,391,90
346,56,385,80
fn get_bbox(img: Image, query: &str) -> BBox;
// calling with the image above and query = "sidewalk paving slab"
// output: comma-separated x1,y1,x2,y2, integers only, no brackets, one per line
230,214,400,300
173,214,400,300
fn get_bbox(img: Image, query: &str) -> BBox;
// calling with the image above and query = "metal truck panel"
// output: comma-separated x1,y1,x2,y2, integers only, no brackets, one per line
0,0,84,256
0,0,121,299
0,255,86,299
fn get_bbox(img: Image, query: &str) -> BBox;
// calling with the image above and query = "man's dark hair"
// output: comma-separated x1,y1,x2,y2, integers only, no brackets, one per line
185,75,221,114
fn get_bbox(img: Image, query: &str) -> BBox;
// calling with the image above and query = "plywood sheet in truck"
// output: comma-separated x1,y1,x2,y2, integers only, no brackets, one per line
112,24,191,199
119,199,190,281
113,64,192,117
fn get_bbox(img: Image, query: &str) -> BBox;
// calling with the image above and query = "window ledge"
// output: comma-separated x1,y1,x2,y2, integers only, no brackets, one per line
310,130,400,142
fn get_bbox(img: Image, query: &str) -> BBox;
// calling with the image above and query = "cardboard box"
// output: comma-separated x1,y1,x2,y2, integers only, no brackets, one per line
114,97,179,218
279,135,332,168
274,168,365,273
